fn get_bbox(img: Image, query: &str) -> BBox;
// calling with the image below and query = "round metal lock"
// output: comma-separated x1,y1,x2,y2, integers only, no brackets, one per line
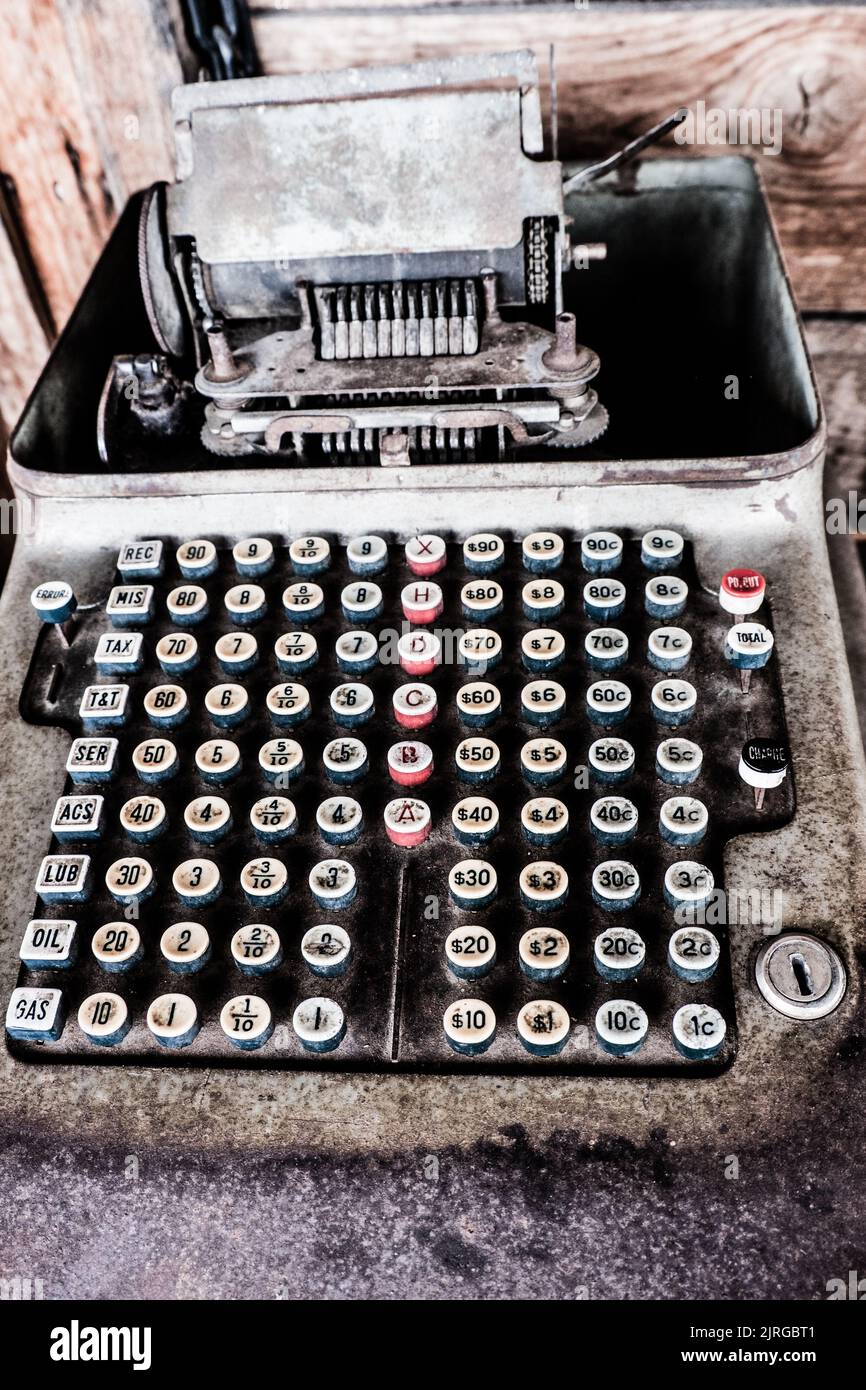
754,933,846,1020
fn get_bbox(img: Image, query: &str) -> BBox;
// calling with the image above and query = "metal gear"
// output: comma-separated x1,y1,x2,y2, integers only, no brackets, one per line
543,401,610,447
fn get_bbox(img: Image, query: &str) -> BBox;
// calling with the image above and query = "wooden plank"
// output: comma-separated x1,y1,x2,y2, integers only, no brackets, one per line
252,4,866,312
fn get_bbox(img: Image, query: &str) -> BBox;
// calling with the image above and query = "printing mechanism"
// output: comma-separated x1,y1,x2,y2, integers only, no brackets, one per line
102,52,611,468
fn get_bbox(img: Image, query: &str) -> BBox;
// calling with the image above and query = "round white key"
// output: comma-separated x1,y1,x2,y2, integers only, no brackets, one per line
521,797,568,844
231,923,282,973
583,577,626,620
275,630,318,673
282,581,324,619
32,580,76,624
445,926,497,979
393,683,437,730
443,998,496,1055
449,859,497,908
309,858,357,907
330,682,374,726
293,997,346,1052
323,736,368,782
220,995,273,1049
664,861,714,909
672,1003,727,1059
266,682,311,725
91,921,142,970
517,1000,571,1056
215,631,258,672
250,796,297,842
119,794,166,842
519,926,570,979
719,568,766,616
205,683,249,726
384,797,432,848
335,630,378,674
316,796,363,844
591,859,640,910
173,858,221,904
656,737,703,784
289,535,330,573
132,737,178,783
401,580,444,624
398,630,441,675
160,922,211,972
301,924,352,977
581,530,623,573
347,535,387,575
405,534,446,576
459,628,502,671
147,993,199,1048
241,856,288,904
648,626,692,669
456,681,501,725
224,583,266,623
522,578,564,619
143,684,188,726
259,737,304,781
195,738,241,782
584,627,628,670
641,528,684,569
460,579,503,617
232,537,274,576
590,796,638,842
156,632,198,673
660,795,708,845
388,740,433,787
645,575,688,617
166,584,208,623
463,533,504,572
105,857,153,902
593,926,646,981
522,531,564,571
725,622,774,665
176,538,217,578
595,999,648,1056
521,737,568,785
451,796,499,844
521,679,566,725
668,926,721,982
586,679,631,724
519,861,568,911
455,736,500,783
522,628,565,671
341,580,383,620
651,678,697,724
588,737,635,783
77,992,129,1045
184,795,232,841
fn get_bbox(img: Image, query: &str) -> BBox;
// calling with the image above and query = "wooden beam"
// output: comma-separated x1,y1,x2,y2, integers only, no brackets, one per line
252,4,866,313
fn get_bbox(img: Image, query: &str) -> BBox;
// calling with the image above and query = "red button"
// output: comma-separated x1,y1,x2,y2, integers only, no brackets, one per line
393,684,438,729
387,740,434,787
384,797,432,847
401,581,444,625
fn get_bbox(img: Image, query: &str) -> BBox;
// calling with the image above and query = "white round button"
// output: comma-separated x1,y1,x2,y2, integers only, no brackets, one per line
583,577,626,619
584,627,628,670
220,996,273,1049
588,737,635,783
522,531,564,571
341,580,383,620
445,925,497,978
231,923,282,973
250,796,297,842
266,682,311,726
195,738,241,782
275,630,318,672
184,795,232,842
663,861,714,910
586,679,631,724
593,926,646,981
105,857,154,903
166,585,208,623
591,859,640,910
132,737,177,782
323,737,368,782
147,993,200,1047
463,533,504,572
451,796,499,844
347,535,387,574
215,631,258,671
521,797,568,845
456,681,501,725
316,796,363,844
301,924,352,977
329,683,374,727
289,535,330,573
590,796,638,842
519,926,570,980
651,678,697,725
581,530,623,572
645,575,688,616
160,922,211,972
77,992,129,1045
293,997,346,1052
656,737,703,784
642,528,684,569
672,1003,727,1059
282,581,324,619
143,684,188,726
172,858,221,904
443,998,496,1054
224,583,266,623
205,683,249,726
519,861,568,911
517,1000,571,1056
156,632,198,673
648,626,692,670
455,736,500,783
461,579,503,617
458,628,502,671
449,859,497,908
522,578,564,619
521,737,568,785
259,738,304,782
668,926,720,982
176,538,217,577
91,921,142,970
660,795,708,846
240,856,289,905
521,679,566,726
119,794,166,842
595,999,648,1056
336,630,378,672
522,628,565,671
308,858,357,907
233,537,274,575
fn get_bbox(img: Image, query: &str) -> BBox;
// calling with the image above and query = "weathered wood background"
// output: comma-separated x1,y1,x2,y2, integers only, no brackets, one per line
0,0,864,434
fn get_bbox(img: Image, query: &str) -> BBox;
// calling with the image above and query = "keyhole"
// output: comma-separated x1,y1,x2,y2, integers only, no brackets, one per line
790,952,814,997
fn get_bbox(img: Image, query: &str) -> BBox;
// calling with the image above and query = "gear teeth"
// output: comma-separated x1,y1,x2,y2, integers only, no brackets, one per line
544,402,610,448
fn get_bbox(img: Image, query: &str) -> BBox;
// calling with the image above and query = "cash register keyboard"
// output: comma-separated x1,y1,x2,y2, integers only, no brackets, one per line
6,528,794,1071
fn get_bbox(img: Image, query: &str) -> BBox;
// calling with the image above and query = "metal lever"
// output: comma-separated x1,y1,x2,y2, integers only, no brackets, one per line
562,109,688,194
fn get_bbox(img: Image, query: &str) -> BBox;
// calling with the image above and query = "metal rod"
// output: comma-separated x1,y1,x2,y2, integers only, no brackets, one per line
563,108,688,193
